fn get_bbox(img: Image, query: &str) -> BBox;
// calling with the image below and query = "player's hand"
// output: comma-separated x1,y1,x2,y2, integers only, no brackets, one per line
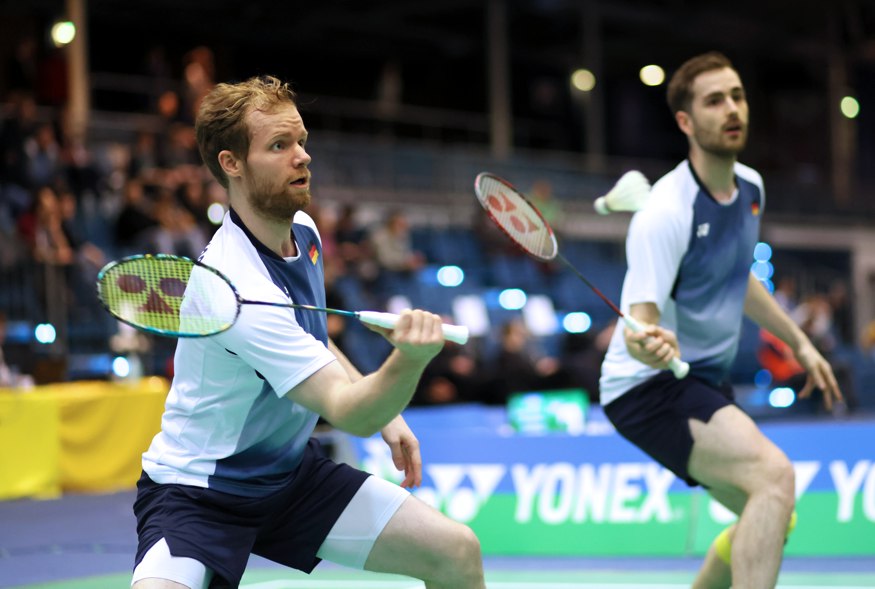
625,323,681,370
365,309,444,362
381,415,422,488
794,340,843,411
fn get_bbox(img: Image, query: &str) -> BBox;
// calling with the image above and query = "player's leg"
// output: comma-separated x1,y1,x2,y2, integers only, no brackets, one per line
691,486,746,589
688,405,795,589
316,475,484,588
132,538,213,589
364,494,485,588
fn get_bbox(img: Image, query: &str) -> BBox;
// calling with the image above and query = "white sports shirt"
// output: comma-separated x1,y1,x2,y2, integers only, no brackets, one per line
142,209,337,497
599,160,765,405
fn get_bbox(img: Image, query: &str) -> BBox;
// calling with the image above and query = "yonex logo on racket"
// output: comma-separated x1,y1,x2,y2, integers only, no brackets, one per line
486,190,540,234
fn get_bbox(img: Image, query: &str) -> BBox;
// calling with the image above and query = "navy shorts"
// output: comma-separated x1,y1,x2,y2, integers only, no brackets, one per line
133,438,369,588
603,372,736,487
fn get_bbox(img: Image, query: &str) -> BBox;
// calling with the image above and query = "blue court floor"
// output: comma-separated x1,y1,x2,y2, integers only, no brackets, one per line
2,490,874,588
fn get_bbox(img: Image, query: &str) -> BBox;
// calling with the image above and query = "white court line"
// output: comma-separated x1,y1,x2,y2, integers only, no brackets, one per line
243,582,873,589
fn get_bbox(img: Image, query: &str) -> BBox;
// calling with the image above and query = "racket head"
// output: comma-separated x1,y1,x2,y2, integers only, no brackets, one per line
473,172,558,261
96,254,241,337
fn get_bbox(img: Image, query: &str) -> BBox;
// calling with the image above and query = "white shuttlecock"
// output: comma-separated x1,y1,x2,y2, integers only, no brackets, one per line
593,170,651,215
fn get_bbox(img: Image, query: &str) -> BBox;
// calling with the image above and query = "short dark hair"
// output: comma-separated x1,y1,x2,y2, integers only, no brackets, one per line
195,75,297,188
666,51,736,114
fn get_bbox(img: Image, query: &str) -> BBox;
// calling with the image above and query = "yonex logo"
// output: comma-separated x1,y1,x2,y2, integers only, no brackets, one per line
696,222,710,238
360,438,504,523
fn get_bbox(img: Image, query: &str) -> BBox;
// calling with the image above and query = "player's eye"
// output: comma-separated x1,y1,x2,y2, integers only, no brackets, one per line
117,274,146,294
160,277,187,297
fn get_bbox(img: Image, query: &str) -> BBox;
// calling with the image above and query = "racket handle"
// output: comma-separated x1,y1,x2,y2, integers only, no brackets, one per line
622,316,690,380
357,311,470,345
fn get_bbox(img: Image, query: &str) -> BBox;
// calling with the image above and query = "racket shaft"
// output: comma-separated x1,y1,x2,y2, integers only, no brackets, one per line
622,316,690,379
357,311,469,345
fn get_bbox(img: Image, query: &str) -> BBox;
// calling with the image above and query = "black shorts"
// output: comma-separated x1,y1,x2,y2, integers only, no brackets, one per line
133,438,369,588
603,372,736,487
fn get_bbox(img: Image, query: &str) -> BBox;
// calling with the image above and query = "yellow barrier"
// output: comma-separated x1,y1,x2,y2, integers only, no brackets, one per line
0,378,168,500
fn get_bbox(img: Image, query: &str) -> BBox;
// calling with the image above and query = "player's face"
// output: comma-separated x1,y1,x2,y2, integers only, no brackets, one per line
685,67,748,157
241,104,312,221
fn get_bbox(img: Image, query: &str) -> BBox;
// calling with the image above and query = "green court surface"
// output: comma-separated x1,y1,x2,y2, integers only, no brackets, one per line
12,567,875,589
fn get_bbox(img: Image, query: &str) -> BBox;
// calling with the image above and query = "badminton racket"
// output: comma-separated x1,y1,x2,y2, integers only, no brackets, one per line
96,254,469,344
473,173,689,379
593,170,652,215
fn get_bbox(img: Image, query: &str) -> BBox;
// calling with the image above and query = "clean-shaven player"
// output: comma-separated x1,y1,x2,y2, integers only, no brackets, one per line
599,52,842,589
131,75,484,589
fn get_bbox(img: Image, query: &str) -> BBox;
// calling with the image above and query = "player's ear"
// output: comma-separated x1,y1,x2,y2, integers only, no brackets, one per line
675,110,693,137
218,150,243,179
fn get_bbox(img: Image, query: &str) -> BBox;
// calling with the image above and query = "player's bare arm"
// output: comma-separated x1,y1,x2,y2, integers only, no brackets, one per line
287,310,444,437
327,339,423,488
743,273,843,408
623,302,681,370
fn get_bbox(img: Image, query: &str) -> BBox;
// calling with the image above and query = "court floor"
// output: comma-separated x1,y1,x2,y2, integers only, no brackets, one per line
3,490,874,589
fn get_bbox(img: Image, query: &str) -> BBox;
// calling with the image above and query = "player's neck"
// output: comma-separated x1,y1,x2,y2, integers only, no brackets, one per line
231,198,298,258
689,150,737,203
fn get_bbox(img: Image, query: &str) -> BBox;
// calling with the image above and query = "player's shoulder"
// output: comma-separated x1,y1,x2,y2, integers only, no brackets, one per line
644,161,696,214
199,214,274,293
293,210,321,243
733,161,764,191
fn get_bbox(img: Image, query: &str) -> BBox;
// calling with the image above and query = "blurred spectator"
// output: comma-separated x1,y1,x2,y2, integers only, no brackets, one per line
24,122,63,189
181,46,215,123
17,184,75,267
368,208,426,274
5,36,38,96
114,178,161,253
413,337,480,406
793,294,837,355
758,328,805,385
335,203,374,281
827,280,853,345
792,293,858,412
478,318,567,405
151,184,208,257
527,179,560,226
560,319,615,405
772,275,798,313
1,92,39,223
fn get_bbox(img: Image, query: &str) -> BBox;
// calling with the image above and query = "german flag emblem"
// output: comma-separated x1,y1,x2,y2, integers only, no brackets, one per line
308,243,319,265
751,201,760,216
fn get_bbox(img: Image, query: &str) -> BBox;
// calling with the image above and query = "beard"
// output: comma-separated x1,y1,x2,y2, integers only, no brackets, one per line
244,168,311,222
693,124,748,158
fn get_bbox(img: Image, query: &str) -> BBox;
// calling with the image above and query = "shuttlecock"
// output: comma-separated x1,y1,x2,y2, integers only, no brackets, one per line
593,170,651,215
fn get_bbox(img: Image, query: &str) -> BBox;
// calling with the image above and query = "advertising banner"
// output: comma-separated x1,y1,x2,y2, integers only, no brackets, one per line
346,405,875,556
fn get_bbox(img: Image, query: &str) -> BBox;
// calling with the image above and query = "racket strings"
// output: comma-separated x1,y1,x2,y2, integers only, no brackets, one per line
99,257,237,336
476,176,557,260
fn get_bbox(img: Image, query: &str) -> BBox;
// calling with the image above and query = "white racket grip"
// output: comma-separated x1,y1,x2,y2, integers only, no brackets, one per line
622,315,690,379
356,311,470,345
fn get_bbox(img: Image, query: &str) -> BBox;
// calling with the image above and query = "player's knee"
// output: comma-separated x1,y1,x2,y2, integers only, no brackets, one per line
752,451,795,506
440,524,483,581
769,456,796,507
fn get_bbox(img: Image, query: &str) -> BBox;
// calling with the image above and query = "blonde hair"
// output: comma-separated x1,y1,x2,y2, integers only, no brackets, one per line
195,75,297,188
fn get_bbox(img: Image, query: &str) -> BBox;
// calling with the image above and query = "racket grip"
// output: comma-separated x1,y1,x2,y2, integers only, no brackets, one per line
357,311,470,345
622,316,689,380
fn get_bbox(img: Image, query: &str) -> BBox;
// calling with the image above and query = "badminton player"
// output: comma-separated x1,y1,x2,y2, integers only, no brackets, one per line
599,52,842,589
131,76,484,589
